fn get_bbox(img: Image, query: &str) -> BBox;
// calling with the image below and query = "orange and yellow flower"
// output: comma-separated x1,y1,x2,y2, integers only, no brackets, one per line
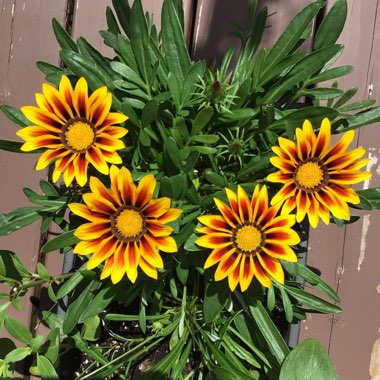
196,185,300,292
17,75,128,187
267,118,372,228
68,165,182,284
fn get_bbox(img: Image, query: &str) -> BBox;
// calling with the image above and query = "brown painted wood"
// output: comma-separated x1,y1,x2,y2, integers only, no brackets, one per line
300,1,380,379
0,3,68,378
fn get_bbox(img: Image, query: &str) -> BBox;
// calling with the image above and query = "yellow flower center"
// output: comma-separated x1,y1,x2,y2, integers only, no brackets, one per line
115,209,143,238
235,225,262,252
65,121,95,151
295,161,324,189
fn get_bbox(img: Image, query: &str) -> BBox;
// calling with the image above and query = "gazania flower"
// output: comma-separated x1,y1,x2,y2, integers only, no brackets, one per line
17,75,128,187
196,185,300,292
267,118,372,228
68,165,182,284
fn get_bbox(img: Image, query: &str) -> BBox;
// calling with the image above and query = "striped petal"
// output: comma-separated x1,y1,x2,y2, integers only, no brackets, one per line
135,174,156,208
197,215,231,234
252,257,272,288
73,154,89,187
237,185,252,221
196,233,233,249
75,223,110,240
239,255,255,292
87,236,118,269
154,236,178,253
82,193,117,215
257,254,284,284
158,208,183,224
111,243,127,284
125,242,140,283
42,83,74,121
262,243,297,262
139,257,158,279
35,148,69,170
73,240,99,255
140,235,164,268
86,146,110,175
73,77,89,118
204,246,236,269
228,263,241,292
313,117,331,157
214,198,240,228
215,253,241,281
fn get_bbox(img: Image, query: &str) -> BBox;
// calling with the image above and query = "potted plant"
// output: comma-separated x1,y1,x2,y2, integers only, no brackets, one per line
0,0,379,378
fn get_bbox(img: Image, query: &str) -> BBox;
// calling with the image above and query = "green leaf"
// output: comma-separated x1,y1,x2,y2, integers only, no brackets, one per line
262,45,343,103
110,61,147,89
37,355,59,380
191,107,214,135
204,171,226,187
56,269,85,300
284,285,341,313
41,230,79,253
301,87,343,100
42,328,60,364
4,347,32,363
314,0,347,50
279,286,294,323
243,296,289,365
0,105,30,127
0,338,16,359
36,263,50,280
82,315,101,341
204,279,230,323
141,99,158,127
338,99,376,112
335,106,380,132
39,180,59,197
334,86,358,108
355,187,380,210
307,65,353,85
161,0,191,81
129,0,151,84
192,134,219,144
4,316,33,344
0,139,27,153
52,18,78,52
106,6,121,35
0,250,30,280
279,338,338,380
30,335,44,353
263,1,324,75
63,279,102,334
112,0,132,36
269,106,339,133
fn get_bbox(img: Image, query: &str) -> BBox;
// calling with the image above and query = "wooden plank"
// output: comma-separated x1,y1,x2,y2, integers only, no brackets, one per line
300,1,380,379
192,0,313,62
0,0,68,367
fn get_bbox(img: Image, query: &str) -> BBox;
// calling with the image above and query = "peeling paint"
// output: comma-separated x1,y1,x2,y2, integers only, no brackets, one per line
377,285,380,294
363,152,378,190
192,1,203,56
358,214,371,271
370,337,380,379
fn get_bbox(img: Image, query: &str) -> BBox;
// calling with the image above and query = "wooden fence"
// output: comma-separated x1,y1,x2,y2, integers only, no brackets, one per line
0,1,379,379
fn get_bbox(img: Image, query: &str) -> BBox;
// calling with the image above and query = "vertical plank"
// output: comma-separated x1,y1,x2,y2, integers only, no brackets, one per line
0,0,67,360
300,1,380,379
192,0,313,62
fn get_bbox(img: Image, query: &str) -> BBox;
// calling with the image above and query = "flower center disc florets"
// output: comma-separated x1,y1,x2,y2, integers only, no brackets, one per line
234,224,263,253
63,117,95,152
294,158,328,192
111,207,145,242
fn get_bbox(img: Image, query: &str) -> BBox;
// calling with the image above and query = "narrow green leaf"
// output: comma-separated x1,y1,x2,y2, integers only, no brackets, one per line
4,347,32,363
279,338,338,380
243,296,289,365
112,0,132,36
335,106,380,132
204,279,230,323
52,18,78,52
82,315,101,341
0,139,25,153
4,316,33,344
314,0,348,50
355,187,380,210
0,207,45,236
263,1,324,75
191,107,214,135
41,230,79,253
279,286,294,323
161,0,191,80
37,263,50,280
0,105,29,127
284,285,341,313
307,65,353,85
334,86,358,108
37,355,59,380
106,6,121,35
56,270,85,300
262,45,343,103
39,180,58,197
301,87,343,99
338,99,376,112
42,328,60,364
63,279,102,334
141,99,158,127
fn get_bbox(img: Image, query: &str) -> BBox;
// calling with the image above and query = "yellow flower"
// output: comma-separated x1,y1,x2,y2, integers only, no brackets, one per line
196,185,300,292
267,118,372,228
68,166,182,284
17,75,128,187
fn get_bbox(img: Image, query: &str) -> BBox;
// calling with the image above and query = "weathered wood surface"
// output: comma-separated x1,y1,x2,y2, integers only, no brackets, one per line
0,0,67,345
300,1,380,380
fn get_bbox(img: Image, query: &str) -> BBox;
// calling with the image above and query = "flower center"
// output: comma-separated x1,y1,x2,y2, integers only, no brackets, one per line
295,161,324,189
115,209,144,239
235,225,262,253
64,120,95,151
